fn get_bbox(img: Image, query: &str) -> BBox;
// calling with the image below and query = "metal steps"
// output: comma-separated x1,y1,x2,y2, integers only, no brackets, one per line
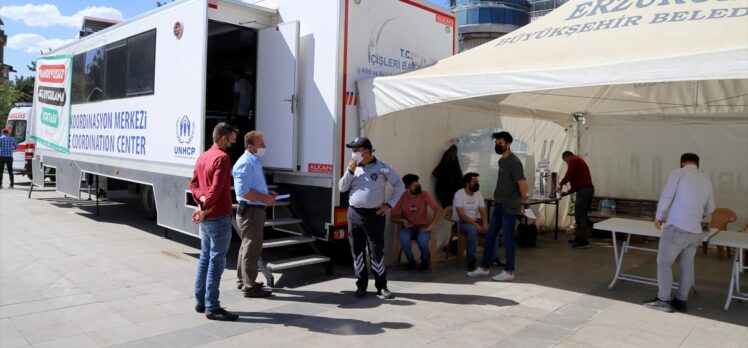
266,255,331,272
263,236,316,248
264,217,302,227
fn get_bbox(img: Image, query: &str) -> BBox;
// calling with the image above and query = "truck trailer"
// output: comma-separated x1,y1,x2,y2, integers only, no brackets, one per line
29,0,454,282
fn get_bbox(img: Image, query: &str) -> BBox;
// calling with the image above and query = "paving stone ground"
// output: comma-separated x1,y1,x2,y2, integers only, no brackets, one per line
1,175,746,348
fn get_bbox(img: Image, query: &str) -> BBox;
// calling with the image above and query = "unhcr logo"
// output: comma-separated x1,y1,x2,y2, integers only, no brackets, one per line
176,115,194,144
174,115,196,158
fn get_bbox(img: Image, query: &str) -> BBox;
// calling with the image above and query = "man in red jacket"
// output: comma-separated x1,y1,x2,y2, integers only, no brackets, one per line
558,151,595,249
189,122,239,321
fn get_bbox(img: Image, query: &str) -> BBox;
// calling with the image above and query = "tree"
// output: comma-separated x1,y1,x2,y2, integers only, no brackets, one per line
13,75,35,103
0,80,21,128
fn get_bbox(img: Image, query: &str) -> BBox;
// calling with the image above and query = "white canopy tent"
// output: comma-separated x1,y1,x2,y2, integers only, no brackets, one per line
357,0,748,246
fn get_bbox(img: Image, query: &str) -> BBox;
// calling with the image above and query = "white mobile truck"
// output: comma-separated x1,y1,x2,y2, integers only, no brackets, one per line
30,0,454,280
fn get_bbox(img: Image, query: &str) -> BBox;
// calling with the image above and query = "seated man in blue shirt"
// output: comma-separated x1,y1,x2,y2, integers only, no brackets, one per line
232,130,277,298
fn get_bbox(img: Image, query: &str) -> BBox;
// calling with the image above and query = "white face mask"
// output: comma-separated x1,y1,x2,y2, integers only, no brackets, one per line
352,151,363,163
255,147,267,158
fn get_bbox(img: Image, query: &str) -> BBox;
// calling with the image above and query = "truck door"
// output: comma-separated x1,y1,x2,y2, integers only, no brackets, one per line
255,21,300,170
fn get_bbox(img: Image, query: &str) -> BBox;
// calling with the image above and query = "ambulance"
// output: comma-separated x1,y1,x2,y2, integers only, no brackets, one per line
4,103,35,177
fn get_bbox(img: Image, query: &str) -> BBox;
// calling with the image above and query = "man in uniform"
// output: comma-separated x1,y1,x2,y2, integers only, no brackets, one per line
339,137,404,299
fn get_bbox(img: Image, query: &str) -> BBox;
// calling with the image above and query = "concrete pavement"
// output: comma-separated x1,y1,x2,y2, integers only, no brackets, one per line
1,174,747,347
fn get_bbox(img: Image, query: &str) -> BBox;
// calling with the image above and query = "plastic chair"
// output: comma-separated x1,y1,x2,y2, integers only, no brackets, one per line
444,206,466,263
390,222,437,272
710,208,737,259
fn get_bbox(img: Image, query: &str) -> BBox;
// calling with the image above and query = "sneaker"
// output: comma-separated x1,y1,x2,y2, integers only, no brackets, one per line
572,241,590,249
491,271,515,281
407,261,416,271
671,297,687,312
376,288,394,300
419,261,429,271
355,288,366,299
491,259,506,269
195,304,205,313
466,267,490,277
243,285,272,298
642,297,673,312
205,307,239,321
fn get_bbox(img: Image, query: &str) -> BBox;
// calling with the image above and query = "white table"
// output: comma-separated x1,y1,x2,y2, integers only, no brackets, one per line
593,218,718,290
708,231,748,310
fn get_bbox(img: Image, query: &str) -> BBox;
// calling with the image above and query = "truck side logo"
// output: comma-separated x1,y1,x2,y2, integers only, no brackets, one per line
41,107,59,128
176,115,194,144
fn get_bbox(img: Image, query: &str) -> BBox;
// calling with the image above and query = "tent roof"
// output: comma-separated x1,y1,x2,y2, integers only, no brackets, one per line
358,0,748,123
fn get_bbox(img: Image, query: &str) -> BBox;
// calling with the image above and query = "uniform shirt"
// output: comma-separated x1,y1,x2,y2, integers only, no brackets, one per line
559,155,594,193
189,144,233,218
393,191,438,226
494,153,525,215
452,188,485,221
0,134,18,157
338,157,404,209
234,78,252,116
656,164,715,234
232,150,268,206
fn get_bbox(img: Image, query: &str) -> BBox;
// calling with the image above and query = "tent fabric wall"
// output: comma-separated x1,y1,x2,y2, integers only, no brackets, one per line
363,106,573,261
582,115,748,228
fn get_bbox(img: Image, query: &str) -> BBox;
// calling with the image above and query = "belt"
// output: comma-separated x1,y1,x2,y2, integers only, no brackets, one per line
350,206,379,212
239,201,265,209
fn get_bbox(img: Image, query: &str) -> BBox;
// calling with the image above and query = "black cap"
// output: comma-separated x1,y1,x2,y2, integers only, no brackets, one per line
346,137,373,150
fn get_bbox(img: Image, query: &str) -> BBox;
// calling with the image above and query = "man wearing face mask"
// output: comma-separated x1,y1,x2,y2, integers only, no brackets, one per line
232,130,276,298
558,151,595,249
190,122,239,321
391,174,443,271
468,131,528,281
452,172,491,270
339,137,405,299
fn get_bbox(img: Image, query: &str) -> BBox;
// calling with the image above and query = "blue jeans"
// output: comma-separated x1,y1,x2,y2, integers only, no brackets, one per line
195,216,232,311
399,226,431,263
457,219,498,262
480,204,517,271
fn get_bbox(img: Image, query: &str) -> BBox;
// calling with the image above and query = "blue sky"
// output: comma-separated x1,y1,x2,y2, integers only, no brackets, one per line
1,0,450,79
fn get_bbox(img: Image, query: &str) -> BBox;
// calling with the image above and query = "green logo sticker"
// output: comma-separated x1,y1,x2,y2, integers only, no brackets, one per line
41,107,59,128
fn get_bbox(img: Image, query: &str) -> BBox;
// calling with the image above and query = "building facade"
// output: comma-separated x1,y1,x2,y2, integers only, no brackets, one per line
527,0,569,21
450,0,530,52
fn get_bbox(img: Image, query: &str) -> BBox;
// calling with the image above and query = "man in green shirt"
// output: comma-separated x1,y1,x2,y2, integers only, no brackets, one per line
467,131,528,281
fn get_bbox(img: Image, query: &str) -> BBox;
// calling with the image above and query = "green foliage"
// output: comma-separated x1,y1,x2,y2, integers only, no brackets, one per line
13,75,35,102
0,80,21,128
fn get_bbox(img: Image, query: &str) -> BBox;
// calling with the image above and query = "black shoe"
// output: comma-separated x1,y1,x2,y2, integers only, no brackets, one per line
243,285,272,298
467,259,476,270
572,241,590,249
491,259,506,269
238,281,263,290
419,261,429,271
407,261,416,271
568,238,580,244
671,297,687,312
642,297,673,312
195,304,205,313
376,288,394,300
355,288,366,299
205,308,239,321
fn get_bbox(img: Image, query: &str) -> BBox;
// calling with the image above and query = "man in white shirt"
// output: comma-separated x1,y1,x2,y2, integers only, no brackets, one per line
452,172,489,270
644,153,715,313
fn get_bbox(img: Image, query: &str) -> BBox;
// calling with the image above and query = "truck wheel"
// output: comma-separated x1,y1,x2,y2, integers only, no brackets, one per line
140,185,157,220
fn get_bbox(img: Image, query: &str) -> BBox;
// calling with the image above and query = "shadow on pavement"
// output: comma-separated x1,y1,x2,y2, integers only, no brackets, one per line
233,311,413,335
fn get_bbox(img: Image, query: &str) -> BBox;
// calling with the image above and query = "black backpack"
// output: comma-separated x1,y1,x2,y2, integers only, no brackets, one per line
516,221,537,248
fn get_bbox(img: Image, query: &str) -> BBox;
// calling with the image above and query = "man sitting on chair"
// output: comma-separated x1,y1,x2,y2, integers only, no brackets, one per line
452,172,490,270
391,174,443,271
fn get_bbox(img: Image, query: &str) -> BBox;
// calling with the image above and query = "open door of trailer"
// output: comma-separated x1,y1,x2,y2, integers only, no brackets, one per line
255,21,300,171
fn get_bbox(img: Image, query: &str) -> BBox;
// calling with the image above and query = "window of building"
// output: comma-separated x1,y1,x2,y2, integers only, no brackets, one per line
72,29,156,104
